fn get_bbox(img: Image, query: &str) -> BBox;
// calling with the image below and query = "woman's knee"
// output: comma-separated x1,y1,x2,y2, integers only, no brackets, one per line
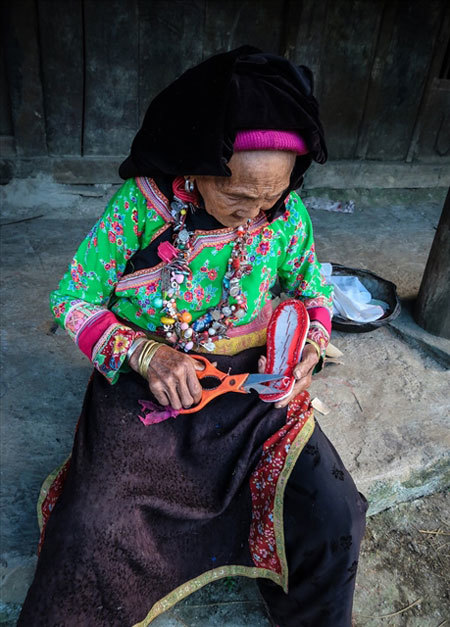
284,426,368,546
314,463,368,546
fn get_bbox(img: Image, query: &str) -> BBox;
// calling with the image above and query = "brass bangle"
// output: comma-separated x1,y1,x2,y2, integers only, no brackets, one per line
126,336,147,362
138,340,162,379
142,344,163,377
305,338,321,360
138,346,156,379
137,340,152,376
138,340,158,376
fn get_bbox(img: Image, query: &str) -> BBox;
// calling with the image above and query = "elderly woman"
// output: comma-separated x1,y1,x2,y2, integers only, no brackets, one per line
19,47,367,626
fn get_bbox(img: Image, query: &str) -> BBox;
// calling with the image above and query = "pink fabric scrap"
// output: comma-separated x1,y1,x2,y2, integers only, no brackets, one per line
138,400,180,426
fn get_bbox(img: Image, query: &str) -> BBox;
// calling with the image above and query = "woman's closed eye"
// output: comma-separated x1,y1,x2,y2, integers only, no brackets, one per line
227,194,252,203
227,193,281,206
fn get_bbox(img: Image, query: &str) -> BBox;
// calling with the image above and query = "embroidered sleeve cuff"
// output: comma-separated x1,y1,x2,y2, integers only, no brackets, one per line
307,321,330,375
64,300,117,357
91,324,147,384
63,301,122,360
306,306,332,336
307,321,330,355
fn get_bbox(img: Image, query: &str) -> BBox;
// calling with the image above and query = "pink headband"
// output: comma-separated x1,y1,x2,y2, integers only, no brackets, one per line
234,130,309,155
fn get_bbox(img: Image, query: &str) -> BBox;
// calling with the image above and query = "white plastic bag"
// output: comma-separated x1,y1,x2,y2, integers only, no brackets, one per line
321,263,387,323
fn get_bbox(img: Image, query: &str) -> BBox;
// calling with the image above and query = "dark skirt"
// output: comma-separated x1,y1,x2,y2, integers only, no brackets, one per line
258,421,368,626
19,347,367,626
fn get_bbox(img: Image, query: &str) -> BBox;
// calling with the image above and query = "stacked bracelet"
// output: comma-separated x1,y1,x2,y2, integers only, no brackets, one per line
126,336,147,362
305,338,321,360
137,340,163,379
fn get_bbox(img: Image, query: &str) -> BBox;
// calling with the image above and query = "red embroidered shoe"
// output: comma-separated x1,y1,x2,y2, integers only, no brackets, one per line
259,299,310,403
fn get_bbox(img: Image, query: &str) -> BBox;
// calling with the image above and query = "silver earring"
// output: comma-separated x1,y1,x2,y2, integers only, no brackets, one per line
184,178,195,193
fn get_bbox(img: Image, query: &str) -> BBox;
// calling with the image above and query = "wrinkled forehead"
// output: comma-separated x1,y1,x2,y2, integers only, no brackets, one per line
221,150,296,186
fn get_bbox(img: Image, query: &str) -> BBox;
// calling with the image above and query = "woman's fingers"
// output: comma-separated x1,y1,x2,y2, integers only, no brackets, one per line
275,345,319,409
292,344,319,380
186,372,203,405
160,375,183,409
146,345,205,409
177,375,196,409
164,362,195,410
258,355,267,374
274,374,310,409
149,379,170,407
184,356,203,404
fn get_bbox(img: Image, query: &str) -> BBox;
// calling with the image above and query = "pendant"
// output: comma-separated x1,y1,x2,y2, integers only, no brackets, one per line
178,229,190,244
156,196,254,353
161,266,172,293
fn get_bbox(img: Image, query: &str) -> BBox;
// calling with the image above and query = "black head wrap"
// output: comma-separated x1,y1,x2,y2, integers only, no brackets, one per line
119,46,327,219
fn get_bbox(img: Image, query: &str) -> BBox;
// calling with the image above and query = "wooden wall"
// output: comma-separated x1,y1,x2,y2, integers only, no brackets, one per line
1,0,449,179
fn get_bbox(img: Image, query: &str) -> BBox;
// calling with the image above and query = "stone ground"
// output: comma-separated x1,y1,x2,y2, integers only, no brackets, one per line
0,178,449,625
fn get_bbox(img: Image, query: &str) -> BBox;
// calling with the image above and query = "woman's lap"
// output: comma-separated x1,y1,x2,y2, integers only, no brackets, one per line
19,364,366,627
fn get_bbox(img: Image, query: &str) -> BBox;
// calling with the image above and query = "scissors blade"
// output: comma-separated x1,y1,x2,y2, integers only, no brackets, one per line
245,373,285,383
241,373,286,394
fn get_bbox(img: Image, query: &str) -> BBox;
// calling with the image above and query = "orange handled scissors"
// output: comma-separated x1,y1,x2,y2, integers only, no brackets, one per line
180,355,287,414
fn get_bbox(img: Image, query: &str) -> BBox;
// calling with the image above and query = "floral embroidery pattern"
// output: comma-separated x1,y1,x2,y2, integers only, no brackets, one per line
64,301,107,342
332,465,345,481
307,321,330,357
346,560,359,583
92,324,144,384
304,442,321,467
340,535,353,550
37,457,72,555
249,392,312,574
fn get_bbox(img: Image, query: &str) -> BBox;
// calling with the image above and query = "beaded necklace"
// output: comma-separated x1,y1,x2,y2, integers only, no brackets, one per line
156,195,252,352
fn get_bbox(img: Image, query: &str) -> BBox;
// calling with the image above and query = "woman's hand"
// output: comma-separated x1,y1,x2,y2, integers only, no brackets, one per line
129,343,204,410
258,343,319,409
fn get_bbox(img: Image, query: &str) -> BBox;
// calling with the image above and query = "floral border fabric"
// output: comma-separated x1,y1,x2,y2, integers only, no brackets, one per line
307,320,330,357
92,324,146,384
249,392,313,573
37,457,71,556
63,300,107,343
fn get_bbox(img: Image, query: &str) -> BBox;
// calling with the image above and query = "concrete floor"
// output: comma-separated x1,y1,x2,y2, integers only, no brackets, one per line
0,178,449,624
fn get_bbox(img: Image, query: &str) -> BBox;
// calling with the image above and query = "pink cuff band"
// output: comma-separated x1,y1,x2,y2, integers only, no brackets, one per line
77,311,119,360
307,307,332,335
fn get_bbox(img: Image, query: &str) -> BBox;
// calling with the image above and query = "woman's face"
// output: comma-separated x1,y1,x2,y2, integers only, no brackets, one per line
192,150,295,228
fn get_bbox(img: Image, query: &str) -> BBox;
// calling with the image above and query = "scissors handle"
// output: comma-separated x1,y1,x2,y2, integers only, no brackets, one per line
180,355,248,414
188,355,223,379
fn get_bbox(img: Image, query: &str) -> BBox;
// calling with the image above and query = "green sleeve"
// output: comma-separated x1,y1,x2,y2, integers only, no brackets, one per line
276,191,333,315
50,178,164,327
49,178,164,384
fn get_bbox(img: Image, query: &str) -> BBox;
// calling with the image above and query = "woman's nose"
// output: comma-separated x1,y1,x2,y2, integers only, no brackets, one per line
236,206,261,219
249,203,264,217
